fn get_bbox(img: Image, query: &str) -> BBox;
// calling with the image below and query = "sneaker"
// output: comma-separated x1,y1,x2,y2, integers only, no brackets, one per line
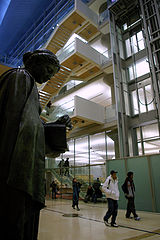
77,207,80,211
72,205,75,209
134,216,140,221
104,220,110,227
111,223,118,227
126,216,133,219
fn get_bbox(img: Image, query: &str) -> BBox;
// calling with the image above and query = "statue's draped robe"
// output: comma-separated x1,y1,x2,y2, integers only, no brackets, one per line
0,68,45,208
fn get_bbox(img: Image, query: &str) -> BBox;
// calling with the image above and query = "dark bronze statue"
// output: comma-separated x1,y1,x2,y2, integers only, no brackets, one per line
0,49,71,239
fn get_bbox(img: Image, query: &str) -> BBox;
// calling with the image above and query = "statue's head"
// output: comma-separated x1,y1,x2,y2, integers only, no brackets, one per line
23,49,60,84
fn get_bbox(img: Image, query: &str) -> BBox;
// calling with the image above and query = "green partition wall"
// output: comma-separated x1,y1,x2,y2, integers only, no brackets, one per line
46,153,160,212
150,154,160,212
127,156,153,211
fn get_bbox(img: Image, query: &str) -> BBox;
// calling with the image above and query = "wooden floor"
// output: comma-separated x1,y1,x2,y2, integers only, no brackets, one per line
39,199,160,240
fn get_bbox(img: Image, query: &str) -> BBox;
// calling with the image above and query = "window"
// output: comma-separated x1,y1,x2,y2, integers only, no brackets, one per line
131,83,155,115
90,133,106,164
107,136,115,159
145,85,155,111
125,31,145,58
128,58,150,80
75,136,89,166
136,123,160,155
132,90,139,115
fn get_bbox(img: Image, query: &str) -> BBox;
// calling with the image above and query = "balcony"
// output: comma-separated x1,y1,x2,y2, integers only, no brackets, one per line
56,37,112,80
41,94,116,129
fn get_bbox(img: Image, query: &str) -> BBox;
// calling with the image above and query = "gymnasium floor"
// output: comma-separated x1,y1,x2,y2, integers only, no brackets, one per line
38,199,160,240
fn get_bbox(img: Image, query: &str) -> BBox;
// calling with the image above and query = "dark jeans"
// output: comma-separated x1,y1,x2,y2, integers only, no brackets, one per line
52,189,56,199
64,168,69,176
72,192,79,208
126,197,138,218
92,192,97,203
104,198,118,224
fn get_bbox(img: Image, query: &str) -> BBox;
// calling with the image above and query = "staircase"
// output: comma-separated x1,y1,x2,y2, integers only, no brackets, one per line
39,65,71,109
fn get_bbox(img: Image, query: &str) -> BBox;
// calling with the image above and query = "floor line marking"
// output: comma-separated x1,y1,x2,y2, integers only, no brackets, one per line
44,208,160,236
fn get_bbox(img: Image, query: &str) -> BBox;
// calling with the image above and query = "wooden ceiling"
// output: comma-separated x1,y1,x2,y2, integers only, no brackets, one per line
46,11,99,54
0,64,11,77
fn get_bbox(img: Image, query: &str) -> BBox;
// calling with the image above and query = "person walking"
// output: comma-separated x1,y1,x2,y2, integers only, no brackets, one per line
58,159,65,176
72,178,81,211
64,157,70,176
50,180,57,199
122,171,140,220
102,170,119,227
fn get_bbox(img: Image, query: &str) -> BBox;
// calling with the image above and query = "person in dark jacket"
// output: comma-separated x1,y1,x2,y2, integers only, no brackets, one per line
64,157,70,176
72,178,81,211
122,172,140,220
92,178,102,203
50,180,58,199
84,185,93,203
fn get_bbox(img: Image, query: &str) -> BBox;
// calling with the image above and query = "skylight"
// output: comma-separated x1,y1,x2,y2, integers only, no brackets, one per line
0,0,11,25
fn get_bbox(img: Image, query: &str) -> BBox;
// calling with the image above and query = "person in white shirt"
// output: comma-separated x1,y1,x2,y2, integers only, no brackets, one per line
102,170,119,227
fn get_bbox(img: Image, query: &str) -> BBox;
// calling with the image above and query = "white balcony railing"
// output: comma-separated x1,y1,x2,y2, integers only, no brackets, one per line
56,37,112,66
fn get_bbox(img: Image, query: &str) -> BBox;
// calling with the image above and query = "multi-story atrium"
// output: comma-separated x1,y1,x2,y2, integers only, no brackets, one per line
0,0,160,239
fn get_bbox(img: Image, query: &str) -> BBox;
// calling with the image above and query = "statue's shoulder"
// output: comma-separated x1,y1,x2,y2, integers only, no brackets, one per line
2,68,31,77
0,68,34,84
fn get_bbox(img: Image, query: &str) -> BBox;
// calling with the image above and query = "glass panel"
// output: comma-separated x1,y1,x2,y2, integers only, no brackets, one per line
136,128,141,141
107,136,115,159
56,41,75,63
128,65,134,80
132,90,139,114
125,39,131,58
119,38,124,59
75,136,89,166
142,123,159,140
75,166,89,190
90,165,106,185
138,142,143,155
90,133,106,164
123,23,127,31
138,39,145,50
136,58,150,78
138,88,146,113
63,139,75,167
131,35,138,54
128,59,150,80
137,31,143,41
137,31,145,51
143,140,160,155
145,85,155,111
